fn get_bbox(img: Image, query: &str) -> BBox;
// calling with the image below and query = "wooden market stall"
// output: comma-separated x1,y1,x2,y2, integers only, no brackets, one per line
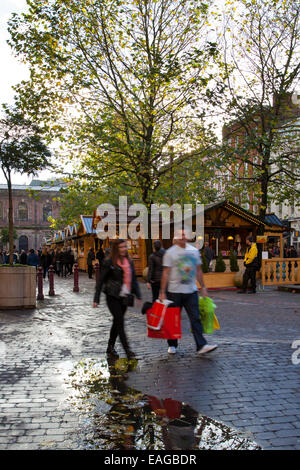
203,200,265,260
92,210,147,276
71,215,97,272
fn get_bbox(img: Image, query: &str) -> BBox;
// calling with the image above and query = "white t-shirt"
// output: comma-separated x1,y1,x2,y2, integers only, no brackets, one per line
163,243,202,294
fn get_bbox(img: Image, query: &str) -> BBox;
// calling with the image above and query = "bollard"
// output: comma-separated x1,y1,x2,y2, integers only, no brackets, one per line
73,263,79,292
95,262,100,285
37,266,44,300
48,265,55,296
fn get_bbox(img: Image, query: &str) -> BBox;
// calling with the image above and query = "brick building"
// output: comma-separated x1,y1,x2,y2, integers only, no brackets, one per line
0,179,62,251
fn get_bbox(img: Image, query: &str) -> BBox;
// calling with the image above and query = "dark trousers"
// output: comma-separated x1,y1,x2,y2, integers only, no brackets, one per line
166,291,207,351
242,267,256,292
60,263,68,277
106,295,130,352
43,266,48,279
88,264,93,278
151,282,161,303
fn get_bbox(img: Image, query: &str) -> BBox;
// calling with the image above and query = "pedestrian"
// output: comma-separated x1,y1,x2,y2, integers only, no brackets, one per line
27,249,39,268
272,244,280,257
13,249,19,264
0,250,4,264
20,250,27,265
96,246,105,266
290,246,297,258
238,236,259,294
147,240,165,302
53,249,59,276
3,250,9,264
104,247,111,260
67,248,74,275
39,248,51,279
93,239,142,359
87,247,95,279
203,241,214,271
159,229,218,356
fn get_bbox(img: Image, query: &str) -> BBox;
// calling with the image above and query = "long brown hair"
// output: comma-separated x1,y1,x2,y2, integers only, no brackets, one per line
110,239,128,267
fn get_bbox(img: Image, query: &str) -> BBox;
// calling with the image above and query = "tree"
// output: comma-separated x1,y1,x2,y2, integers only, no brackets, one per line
9,0,223,256
0,227,18,247
0,106,51,265
215,251,226,272
219,0,300,220
229,248,239,272
48,180,129,229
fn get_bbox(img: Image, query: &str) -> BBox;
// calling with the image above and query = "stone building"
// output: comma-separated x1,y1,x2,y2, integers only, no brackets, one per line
0,179,62,251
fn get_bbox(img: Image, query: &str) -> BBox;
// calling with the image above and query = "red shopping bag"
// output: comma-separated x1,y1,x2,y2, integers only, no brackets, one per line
147,300,181,339
147,396,182,419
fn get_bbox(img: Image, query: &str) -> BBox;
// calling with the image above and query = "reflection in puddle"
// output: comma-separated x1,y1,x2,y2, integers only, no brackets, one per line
64,358,261,450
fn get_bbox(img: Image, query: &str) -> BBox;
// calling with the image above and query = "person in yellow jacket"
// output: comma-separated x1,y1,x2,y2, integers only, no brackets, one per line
238,236,259,294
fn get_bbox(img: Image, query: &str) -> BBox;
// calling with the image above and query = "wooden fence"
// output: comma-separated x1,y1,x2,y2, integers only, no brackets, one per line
261,258,300,286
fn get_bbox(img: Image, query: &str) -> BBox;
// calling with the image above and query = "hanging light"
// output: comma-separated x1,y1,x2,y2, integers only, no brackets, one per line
227,235,234,240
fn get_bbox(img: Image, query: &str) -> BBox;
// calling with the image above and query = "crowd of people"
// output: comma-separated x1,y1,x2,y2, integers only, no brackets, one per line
0,246,77,279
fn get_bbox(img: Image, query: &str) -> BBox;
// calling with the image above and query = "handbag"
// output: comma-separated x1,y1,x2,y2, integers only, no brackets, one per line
122,294,134,307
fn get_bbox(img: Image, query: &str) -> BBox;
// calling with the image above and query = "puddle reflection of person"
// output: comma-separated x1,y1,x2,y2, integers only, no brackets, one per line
103,356,199,450
93,239,142,359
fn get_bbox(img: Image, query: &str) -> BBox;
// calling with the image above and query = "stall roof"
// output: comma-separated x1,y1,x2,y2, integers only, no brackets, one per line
265,213,285,227
204,200,267,226
80,215,95,234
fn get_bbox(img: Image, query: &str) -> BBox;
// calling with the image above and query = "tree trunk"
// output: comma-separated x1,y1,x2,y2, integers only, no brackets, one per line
7,175,14,266
145,207,153,263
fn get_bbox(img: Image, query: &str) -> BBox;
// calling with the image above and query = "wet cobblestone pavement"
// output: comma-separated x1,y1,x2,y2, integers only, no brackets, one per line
0,273,299,450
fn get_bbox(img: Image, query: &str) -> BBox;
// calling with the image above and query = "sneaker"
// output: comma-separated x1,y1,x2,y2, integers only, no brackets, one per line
197,344,218,355
168,346,177,354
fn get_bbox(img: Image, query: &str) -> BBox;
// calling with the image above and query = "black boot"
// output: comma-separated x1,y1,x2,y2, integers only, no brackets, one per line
125,349,136,360
106,344,119,357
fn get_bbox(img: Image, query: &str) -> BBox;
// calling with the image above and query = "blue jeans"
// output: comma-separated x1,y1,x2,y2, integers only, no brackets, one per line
166,291,207,351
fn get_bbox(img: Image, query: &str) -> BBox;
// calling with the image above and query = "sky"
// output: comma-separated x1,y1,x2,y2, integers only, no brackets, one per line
0,0,61,185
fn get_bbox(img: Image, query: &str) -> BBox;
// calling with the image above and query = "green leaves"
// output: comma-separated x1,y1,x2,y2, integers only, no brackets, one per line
8,0,220,210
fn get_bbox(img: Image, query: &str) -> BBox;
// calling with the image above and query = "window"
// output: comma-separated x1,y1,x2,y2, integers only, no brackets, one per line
18,203,28,221
19,235,28,252
43,204,52,222
0,202,2,220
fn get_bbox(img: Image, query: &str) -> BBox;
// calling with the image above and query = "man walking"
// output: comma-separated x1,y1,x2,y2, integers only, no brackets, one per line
87,247,95,279
238,235,259,294
147,240,165,302
159,230,218,356
203,241,214,271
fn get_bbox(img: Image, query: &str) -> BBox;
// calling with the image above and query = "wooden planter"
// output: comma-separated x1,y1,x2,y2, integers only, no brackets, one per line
0,266,36,309
199,272,237,289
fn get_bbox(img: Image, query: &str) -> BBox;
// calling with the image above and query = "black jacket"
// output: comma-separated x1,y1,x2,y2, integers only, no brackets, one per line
87,250,95,266
94,258,141,303
147,249,165,283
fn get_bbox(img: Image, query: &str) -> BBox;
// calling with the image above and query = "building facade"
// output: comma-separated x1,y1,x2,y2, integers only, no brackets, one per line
219,94,300,246
0,179,62,251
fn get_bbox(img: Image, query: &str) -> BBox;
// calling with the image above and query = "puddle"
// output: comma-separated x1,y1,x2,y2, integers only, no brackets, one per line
61,357,261,450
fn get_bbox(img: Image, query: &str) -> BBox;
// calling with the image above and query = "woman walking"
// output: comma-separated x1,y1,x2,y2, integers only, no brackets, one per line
93,239,142,359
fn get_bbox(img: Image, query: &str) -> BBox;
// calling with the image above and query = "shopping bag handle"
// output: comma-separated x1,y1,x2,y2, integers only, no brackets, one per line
147,300,171,330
